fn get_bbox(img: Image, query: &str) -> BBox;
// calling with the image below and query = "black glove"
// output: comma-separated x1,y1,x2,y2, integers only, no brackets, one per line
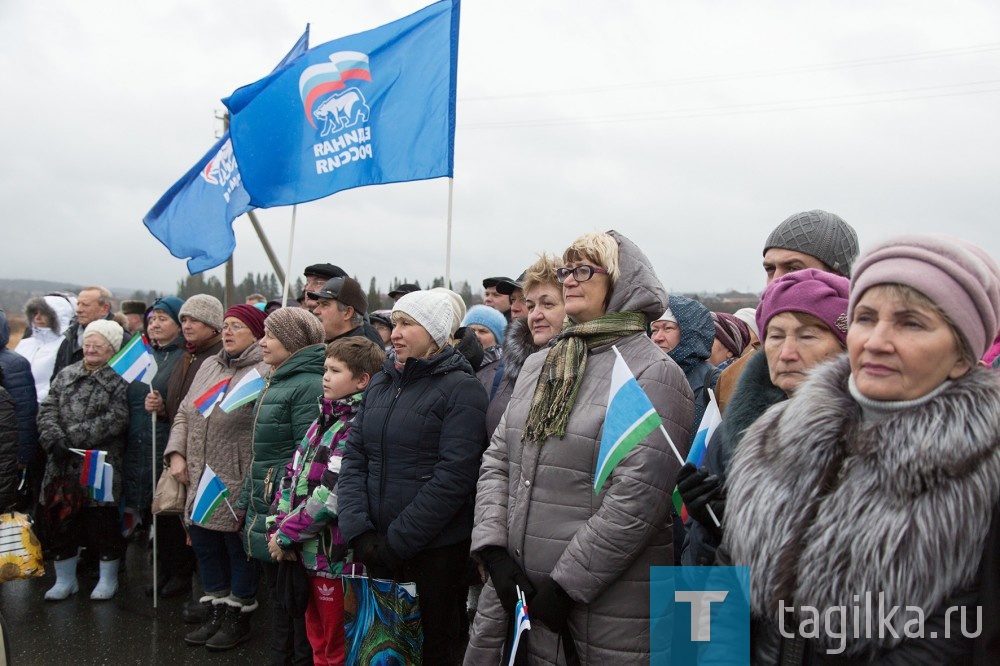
480,546,535,615
676,462,725,538
530,577,573,632
352,531,379,567
375,537,405,578
48,438,73,462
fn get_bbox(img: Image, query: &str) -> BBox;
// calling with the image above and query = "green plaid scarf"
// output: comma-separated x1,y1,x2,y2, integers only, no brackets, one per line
523,311,646,443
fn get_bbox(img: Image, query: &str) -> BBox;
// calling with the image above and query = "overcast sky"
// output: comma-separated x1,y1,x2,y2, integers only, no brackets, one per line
3,1,999,298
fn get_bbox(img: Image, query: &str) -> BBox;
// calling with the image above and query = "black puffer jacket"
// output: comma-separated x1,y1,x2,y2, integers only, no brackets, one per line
0,385,18,510
0,311,38,464
338,345,488,560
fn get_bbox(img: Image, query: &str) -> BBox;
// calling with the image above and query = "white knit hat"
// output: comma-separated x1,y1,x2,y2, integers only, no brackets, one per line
393,291,454,348
429,287,467,335
733,307,759,339
84,319,124,353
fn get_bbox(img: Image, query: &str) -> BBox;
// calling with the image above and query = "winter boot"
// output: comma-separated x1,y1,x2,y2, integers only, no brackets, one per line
90,558,120,600
182,597,211,624
44,555,80,601
184,596,228,646
205,597,257,652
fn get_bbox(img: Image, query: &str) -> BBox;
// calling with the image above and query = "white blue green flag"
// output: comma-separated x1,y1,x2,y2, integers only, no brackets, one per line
594,346,663,492
219,369,265,413
191,465,231,525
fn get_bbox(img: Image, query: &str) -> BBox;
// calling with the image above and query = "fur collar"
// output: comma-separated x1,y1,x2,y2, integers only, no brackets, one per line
500,317,538,383
724,356,1000,656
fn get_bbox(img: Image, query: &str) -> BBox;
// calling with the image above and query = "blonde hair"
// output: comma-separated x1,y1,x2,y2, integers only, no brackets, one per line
562,232,619,285
522,253,562,296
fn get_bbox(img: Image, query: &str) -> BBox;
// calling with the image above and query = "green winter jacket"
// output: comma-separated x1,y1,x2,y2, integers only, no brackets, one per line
237,343,325,561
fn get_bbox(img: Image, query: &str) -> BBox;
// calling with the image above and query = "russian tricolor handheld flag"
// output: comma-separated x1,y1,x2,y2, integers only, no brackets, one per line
79,450,107,490
672,390,723,520
593,347,663,493
219,369,265,413
190,465,231,525
108,334,157,384
194,378,231,417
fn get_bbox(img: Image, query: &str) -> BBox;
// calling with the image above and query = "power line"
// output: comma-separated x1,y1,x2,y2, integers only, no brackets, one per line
459,42,1000,103
459,79,1000,130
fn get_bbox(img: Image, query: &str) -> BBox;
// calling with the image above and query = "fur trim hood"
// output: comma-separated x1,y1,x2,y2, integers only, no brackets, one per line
724,356,1000,657
499,317,538,384
24,294,76,336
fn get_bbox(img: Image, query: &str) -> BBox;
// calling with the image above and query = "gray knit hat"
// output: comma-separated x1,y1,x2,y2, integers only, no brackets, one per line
763,210,860,277
264,307,325,354
179,294,224,332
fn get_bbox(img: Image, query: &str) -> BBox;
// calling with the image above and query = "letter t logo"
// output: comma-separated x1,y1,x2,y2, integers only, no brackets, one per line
675,591,729,641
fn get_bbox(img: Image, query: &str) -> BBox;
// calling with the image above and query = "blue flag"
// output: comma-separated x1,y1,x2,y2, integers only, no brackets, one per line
225,0,459,208
142,27,310,274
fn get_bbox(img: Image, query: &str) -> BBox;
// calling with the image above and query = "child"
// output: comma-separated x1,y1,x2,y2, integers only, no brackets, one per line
266,337,385,666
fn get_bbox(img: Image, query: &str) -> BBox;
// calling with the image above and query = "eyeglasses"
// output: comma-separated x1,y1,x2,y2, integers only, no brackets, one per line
83,343,109,352
222,323,247,332
555,265,609,284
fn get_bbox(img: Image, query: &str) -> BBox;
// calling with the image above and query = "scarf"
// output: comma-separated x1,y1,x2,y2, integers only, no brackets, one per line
523,311,646,443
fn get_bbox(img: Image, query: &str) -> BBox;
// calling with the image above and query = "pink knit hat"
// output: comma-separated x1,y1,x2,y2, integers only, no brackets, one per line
757,269,851,345
849,234,1000,358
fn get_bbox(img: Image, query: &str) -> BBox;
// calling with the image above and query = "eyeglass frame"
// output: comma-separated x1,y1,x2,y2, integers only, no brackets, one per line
555,265,610,284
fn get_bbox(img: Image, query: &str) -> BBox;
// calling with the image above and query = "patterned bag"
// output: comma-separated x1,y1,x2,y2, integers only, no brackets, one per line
343,574,423,665
0,511,45,582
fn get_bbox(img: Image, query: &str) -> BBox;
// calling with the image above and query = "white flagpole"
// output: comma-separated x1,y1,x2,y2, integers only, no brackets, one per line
445,178,453,287
658,424,721,528
281,205,298,306
151,398,158,609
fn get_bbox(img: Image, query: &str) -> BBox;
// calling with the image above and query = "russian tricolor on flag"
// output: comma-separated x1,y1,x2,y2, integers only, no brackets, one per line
219,369,265,413
108,334,157,384
193,378,231,417
79,449,107,490
190,465,231,525
593,346,664,493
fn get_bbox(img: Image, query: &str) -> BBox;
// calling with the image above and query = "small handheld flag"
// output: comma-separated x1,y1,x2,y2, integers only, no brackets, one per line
219,369,265,413
190,465,232,525
593,347,664,492
508,586,531,666
194,378,231,417
672,389,723,526
108,334,156,384
72,449,114,502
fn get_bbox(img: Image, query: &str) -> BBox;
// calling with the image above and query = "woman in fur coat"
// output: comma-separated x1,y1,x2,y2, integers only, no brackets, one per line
678,269,850,566
721,235,1000,663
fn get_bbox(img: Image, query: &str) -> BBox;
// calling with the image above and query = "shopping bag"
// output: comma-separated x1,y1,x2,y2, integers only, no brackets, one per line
0,511,45,582
343,574,423,665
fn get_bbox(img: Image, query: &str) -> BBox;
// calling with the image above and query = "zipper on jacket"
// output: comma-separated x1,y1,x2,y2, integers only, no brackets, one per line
377,379,404,530
245,374,273,558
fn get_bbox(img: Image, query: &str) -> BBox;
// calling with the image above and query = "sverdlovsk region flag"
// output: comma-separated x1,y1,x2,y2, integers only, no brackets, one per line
108,334,156,384
142,27,310,274
191,465,230,525
225,0,459,208
594,347,663,492
219,369,265,413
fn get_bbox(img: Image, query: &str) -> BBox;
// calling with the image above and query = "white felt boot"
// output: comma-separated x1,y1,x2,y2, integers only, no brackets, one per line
90,559,120,600
44,555,80,601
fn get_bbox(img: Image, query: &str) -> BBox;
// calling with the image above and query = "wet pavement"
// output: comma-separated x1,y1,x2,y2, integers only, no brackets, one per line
0,540,274,665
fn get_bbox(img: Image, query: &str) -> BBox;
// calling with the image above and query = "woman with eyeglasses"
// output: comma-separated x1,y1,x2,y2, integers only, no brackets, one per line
163,304,269,651
466,231,694,664
37,320,129,601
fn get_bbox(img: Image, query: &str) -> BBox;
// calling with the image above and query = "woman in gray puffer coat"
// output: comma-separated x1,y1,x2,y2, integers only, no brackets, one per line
466,230,694,665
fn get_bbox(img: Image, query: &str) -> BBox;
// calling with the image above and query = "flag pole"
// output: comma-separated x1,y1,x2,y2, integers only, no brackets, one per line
658,423,721,528
445,178,453,287
223,496,240,524
151,401,159,609
281,205,298,306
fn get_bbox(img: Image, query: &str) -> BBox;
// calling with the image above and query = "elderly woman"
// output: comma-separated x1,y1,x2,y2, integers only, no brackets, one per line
678,269,850,566
720,235,1000,662
466,231,693,664
339,290,488,664
485,254,566,437
461,304,508,392
37,320,129,601
237,307,325,661
164,304,268,651
123,296,184,533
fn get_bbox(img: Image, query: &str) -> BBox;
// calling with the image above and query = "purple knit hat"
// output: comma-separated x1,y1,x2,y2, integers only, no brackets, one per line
849,234,1000,358
224,304,267,340
757,268,851,345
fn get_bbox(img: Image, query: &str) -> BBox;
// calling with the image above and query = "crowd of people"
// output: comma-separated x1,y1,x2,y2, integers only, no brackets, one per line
2,215,1000,664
